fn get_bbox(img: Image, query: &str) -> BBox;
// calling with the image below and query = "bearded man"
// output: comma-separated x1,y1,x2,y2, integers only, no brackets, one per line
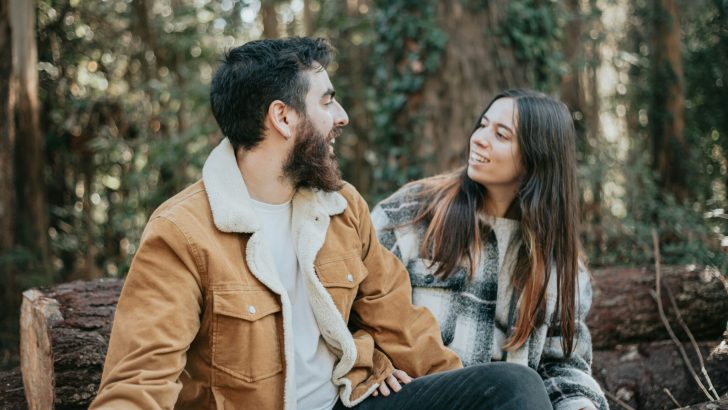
90,38,550,410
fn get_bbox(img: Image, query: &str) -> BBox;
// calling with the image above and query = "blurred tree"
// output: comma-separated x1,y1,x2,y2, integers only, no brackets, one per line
559,0,607,260
10,0,50,270
0,0,14,257
262,0,280,38
651,0,688,201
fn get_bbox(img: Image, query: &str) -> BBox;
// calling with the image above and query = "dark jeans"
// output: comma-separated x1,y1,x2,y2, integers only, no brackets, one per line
333,362,552,410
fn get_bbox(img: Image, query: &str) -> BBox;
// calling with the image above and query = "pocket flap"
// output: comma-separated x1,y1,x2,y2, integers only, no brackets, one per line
213,290,281,321
316,256,366,289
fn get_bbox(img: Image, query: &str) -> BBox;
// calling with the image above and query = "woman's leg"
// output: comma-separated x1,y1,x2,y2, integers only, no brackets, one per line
334,362,552,410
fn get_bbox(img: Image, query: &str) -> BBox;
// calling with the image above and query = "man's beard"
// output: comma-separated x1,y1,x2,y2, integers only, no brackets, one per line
282,117,343,192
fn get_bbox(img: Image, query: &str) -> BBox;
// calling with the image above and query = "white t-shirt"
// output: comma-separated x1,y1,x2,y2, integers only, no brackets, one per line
251,198,339,410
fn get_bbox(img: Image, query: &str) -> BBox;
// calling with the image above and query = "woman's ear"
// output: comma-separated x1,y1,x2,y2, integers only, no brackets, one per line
267,100,299,140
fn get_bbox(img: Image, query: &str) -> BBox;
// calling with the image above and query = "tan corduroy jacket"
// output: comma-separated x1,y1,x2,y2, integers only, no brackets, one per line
90,138,461,410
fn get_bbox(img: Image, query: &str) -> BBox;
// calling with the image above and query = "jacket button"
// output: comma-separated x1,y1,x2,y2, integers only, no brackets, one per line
425,274,434,284
346,274,354,282
248,305,256,314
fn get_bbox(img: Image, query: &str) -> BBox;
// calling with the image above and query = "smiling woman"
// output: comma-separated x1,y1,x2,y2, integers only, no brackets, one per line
372,89,609,410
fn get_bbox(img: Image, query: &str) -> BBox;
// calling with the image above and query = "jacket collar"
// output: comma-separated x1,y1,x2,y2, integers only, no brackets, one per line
201,138,347,233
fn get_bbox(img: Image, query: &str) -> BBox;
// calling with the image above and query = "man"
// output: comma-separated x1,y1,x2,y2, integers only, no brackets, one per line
91,37,552,410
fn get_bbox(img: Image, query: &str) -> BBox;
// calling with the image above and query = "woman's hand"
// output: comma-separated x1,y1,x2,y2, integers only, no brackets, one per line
371,369,413,397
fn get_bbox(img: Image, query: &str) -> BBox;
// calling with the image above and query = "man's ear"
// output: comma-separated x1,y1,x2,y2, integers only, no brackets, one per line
267,100,299,140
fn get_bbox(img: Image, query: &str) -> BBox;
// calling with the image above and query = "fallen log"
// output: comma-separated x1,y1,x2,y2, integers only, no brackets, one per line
0,367,27,410
593,340,728,410
588,265,728,349
19,279,122,409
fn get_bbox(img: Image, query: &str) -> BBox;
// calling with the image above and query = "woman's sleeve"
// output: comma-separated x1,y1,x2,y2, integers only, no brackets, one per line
537,267,610,410
370,204,403,260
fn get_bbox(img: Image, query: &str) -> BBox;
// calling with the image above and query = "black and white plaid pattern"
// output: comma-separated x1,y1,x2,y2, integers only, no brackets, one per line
371,184,609,410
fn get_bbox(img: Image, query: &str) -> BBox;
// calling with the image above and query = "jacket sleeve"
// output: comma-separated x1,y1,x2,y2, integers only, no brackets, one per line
90,216,204,410
347,188,462,377
537,267,609,410
369,204,402,260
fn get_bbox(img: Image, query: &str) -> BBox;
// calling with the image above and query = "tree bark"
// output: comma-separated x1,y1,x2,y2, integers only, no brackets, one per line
418,0,532,176
559,0,605,252
303,0,314,35
19,280,122,409
0,0,14,254
678,398,728,410
652,0,687,201
588,265,728,349
593,340,728,410
9,0,49,267
0,367,26,410
261,0,279,39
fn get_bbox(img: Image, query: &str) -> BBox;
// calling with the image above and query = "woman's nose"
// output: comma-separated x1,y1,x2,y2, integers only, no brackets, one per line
472,128,490,147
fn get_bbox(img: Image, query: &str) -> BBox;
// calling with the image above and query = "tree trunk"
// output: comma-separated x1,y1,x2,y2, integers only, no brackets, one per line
588,265,728,349
261,0,279,39
594,340,728,410
19,280,122,409
132,0,162,79
652,0,687,201
0,0,14,254
418,0,532,176
303,0,314,35
9,0,49,267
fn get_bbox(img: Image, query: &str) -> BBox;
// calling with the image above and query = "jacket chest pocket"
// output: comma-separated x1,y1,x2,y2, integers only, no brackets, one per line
315,253,366,322
211,289,283,384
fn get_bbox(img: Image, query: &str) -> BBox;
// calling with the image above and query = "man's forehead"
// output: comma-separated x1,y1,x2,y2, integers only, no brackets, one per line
306,68,334,93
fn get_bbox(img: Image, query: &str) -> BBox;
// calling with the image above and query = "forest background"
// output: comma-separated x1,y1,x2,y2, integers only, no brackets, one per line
0,0,727,371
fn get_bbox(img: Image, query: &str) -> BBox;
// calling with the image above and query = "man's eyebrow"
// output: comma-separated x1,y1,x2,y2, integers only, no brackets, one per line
322,88,335,99
483,115,514,134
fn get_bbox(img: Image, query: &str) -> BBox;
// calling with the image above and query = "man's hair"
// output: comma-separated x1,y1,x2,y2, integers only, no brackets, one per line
210,37,334,150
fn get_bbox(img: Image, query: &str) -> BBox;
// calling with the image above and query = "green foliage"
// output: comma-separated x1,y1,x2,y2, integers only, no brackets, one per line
497,0,564,90
366,0,448,201
35,0,250,279
593,0,728,271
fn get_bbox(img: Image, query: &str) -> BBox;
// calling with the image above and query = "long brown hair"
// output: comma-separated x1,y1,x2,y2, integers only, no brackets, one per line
412,89,581,356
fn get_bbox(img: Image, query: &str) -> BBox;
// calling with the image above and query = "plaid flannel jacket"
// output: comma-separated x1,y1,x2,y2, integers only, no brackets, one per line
371,184,609,410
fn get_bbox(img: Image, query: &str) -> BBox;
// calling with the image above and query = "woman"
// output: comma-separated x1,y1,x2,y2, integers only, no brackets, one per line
371,89,608,410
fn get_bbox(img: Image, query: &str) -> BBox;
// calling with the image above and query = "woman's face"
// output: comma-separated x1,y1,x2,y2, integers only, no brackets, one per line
467,97,524,192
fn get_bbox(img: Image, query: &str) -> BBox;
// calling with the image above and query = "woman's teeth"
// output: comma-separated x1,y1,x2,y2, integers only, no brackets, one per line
471,152,489,163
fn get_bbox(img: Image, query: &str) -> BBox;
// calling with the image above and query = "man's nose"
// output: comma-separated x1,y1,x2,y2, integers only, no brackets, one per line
334,101,349,127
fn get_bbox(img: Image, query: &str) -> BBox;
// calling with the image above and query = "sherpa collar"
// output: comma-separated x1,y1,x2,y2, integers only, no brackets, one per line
201,138,347,233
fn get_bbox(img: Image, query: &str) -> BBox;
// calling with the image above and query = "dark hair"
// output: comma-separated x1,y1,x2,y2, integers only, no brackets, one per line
411,89,581,356
210,37,334,150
